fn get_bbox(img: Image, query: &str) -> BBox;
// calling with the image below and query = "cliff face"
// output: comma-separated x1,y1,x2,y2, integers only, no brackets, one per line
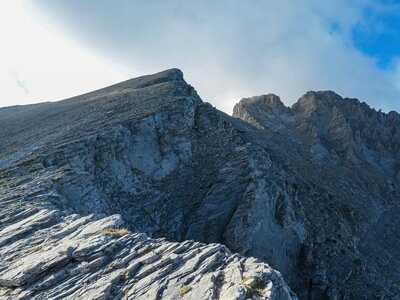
234,92,400,299
0,69,296,300
0,69,399,299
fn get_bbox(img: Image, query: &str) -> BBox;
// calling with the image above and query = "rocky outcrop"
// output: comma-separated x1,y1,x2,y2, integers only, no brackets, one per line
0,69,297,300
1,69,399,299
0,205,294,299
234,92,400,299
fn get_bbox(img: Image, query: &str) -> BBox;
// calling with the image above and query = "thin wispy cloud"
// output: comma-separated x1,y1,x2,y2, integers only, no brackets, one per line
9,70,29,94
12,0,400,113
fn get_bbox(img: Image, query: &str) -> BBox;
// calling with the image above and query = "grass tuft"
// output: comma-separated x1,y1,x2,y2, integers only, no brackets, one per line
177,285,192,297
17,156,37,166
101,228,129,237
241,276,265,298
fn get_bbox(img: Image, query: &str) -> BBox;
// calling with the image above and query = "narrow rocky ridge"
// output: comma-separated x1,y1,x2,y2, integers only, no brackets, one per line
1,69,399,299
0,69,296,300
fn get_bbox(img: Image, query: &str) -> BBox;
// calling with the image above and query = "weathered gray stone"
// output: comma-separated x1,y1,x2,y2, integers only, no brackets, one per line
1,68,399,299
0,208,294,299
233,91,400,298
0,69,296,300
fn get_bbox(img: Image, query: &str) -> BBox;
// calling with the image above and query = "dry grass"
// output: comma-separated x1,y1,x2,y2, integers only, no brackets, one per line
123,287,131,295
177,285,192,297
7,257,20,266
101,228,129,237
17,156,37,166
241,276,265,298
30,243,50,253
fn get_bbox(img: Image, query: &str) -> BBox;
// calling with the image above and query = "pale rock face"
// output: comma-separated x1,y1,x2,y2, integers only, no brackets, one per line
0,206,295,299
0,69,399,299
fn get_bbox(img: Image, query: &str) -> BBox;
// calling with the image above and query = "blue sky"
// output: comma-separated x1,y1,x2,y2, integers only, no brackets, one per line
1,0,400,113
352,1,400,69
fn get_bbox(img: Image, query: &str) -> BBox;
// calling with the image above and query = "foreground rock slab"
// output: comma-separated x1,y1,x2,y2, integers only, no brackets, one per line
0,206,296,300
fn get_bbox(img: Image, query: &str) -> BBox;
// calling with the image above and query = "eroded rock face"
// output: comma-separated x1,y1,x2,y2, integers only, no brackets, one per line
1,69,399,299
0,206,295,299
234,92,400,299
0,69,296,300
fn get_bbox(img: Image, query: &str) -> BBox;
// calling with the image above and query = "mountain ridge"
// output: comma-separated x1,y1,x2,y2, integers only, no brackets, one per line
1,69,399,299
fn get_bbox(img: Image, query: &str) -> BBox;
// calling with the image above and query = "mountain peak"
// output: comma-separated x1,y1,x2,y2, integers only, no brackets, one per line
240,94,286,111
126,68,184,89
233,94,288,118
292,90,343,113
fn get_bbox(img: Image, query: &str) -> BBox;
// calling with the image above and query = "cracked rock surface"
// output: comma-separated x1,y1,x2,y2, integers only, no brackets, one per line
234,93,400,299
0,69,295,300
1,68,399,299
0,205,294,299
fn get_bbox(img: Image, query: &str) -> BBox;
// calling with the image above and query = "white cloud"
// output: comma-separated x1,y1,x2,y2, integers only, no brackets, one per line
0,1,126,108
8,1,400,112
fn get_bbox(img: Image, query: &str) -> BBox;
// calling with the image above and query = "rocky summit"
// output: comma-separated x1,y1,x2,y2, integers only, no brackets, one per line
0,69,399,299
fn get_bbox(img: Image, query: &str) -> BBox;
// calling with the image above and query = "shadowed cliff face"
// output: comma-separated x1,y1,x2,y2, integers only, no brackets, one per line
0,69,399,299
234,92,400,299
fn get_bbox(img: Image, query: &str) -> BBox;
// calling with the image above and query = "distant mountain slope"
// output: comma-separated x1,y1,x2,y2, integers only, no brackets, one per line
234,92,400,299
0,69,399,299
